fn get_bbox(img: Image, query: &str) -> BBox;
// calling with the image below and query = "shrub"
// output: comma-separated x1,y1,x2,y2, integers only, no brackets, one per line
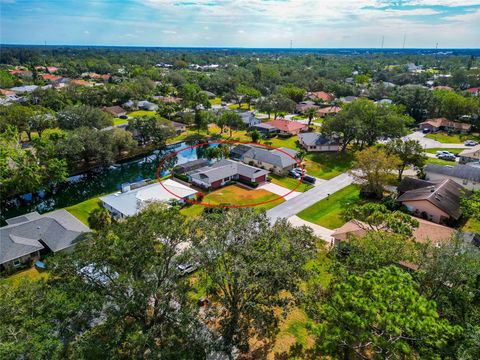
237,178,258,188
174,173,189,182
196,192,205,201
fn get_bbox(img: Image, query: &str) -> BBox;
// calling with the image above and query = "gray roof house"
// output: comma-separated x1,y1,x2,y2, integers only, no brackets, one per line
242,146,298,175
425,164,480,191
235,110,262,127
298,133,340,152
189,159,268,189
251,123,279,134
138,100,159,111
1,210,90,270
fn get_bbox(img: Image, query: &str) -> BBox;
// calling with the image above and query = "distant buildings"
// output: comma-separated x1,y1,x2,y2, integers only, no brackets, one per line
425,164,480,191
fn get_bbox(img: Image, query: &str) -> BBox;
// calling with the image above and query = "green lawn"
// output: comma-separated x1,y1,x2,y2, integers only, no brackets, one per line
425,132,480,144
297,185,361,229
180,185,284,217
2,267,48,286
209,97,222,106
128,110,158,118
462,217,480,233
302,152,355,180
227,103,251,110
426,157,457,166
66,197,102,225
113,118,129,126
269,174,313,193
265,135,300,151
424,148,464,155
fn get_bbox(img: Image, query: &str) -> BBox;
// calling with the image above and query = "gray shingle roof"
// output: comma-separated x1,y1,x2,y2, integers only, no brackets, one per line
299,132,340,147
189,159,268,184
244,146,297,168
426,164,480,182
1,210,91,265
396,179,467,219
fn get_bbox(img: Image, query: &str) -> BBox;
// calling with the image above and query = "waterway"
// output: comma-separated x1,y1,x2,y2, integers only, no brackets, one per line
1,141,217,224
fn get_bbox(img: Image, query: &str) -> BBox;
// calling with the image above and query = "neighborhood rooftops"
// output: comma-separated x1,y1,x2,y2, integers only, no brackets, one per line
396,179,466,220
426,164,480,183
418,118,472,132
264,119,308,134
1,210,90,265
100,179,197,217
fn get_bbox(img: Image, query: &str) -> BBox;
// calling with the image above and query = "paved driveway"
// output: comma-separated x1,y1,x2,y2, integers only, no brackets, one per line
288,215,334,245
267,172,354,222
403,131,467,149
257,182,301,200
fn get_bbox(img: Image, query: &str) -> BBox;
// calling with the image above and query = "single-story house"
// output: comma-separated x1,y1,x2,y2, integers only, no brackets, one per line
138,100,159,111
307,91,334,102
332,217,455,247
174,159,210,174
264,119,308,136
1,210,90,271
102,105,127,118
298,132,340,152
47,66,58,73
418,118,472,134
70,79,94,87
295,101,319,114
317,106,341,118
251,123,279,135
154,96,182,104
459,145,480,165
100,179,197,220
397,177,438,195
242,146,298,175
235,110,262,127
39,74,62,82
425,164,480,191
189,159,268,190
396,178,466,224
169,120,187,134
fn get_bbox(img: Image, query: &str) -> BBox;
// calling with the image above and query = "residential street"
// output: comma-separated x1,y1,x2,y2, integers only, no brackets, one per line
267,172,354,221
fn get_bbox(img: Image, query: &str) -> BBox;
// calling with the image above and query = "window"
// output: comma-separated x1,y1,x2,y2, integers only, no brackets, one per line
13,259,21,267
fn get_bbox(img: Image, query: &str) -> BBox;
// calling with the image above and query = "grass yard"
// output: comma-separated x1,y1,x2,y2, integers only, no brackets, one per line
424,148,464,155
113,118,129,126
2,267,48,286
128,110,158,118
66,197,102,225
462,217,480,233
181,184,284,217
209,97,222,105
265,135,301,151
425,132,480,144
425,157,457,166
269,174,313,192
227,103,251,110
297,185,361,229
302,152,355,180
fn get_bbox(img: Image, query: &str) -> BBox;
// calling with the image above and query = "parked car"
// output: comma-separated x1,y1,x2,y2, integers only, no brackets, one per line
464,140,478,146
288,170,301,179
438,154,456,161
177,263,197,276
436,150,454,157
422,128,431,133
303,175,316,184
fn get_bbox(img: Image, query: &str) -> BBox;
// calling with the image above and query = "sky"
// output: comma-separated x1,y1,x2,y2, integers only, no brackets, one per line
1,0,479,48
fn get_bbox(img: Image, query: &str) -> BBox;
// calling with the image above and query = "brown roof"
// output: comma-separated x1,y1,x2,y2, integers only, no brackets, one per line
0,89,16,96
317,106,341,116
333,218,455,245
419,118,472,131
70,79,94,86
396,179,465,219
397,177,440,194
265,119,308,134
102,106,126,116
309,91,334,102
39,74,62,81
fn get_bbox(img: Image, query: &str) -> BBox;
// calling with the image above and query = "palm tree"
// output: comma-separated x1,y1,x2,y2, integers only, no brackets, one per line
305,107,318,127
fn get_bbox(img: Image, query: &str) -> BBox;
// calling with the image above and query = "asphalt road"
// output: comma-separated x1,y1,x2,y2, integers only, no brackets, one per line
267,172,354,222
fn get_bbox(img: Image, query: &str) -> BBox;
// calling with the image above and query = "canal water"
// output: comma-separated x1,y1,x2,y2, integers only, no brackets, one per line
1,142,217,224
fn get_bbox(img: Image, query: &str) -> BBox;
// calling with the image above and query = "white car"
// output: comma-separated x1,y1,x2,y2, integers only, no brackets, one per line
436,150,454,157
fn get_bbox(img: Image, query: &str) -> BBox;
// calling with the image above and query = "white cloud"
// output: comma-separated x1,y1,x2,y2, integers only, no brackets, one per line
83,30,90,34
162,30,177,34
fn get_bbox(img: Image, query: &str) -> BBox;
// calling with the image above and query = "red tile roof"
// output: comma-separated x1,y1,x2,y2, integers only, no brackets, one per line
39,74,62,81
265,119,308,134
419,118,472,131
70,79,94,86
466,87,480,94
309,91,334,102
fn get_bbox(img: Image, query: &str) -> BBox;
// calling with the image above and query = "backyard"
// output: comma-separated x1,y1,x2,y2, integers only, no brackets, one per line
180,184,284,217
66,197,102,225
297,185,361,229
